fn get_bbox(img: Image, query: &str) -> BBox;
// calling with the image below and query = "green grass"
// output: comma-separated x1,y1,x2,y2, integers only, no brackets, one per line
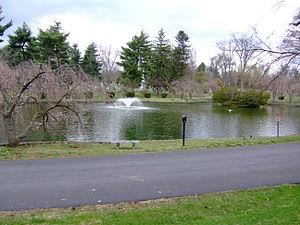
0,184,299,225
268,96,300,105
1,135,300,160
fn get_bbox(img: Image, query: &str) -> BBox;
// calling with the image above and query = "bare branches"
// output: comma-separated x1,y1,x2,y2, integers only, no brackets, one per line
0,60,95,146
4,70,45,118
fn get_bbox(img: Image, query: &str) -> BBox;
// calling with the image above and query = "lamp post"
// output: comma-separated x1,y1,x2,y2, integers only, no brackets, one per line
182,116,187,146
276,113,281,137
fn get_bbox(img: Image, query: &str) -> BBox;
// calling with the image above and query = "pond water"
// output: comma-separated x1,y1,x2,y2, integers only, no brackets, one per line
1,102,300,144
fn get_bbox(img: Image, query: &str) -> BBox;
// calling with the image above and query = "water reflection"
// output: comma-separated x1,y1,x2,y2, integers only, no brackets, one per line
0,103,300,143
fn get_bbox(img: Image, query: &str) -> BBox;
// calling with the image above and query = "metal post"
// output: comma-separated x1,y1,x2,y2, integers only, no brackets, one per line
275,113,281,137
182,116,187,146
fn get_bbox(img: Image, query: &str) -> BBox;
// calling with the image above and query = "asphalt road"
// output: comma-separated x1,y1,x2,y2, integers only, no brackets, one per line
0,142,299,211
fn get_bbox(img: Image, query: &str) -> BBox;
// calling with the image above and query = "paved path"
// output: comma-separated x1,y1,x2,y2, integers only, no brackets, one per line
0,142,300,211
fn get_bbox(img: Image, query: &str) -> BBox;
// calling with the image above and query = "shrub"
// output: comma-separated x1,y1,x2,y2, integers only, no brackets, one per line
107,91,115,98
278,96,284,100
144,92,151,98
213,87,270,108
84,91,94,99
125,92,135,98
161,92,168,98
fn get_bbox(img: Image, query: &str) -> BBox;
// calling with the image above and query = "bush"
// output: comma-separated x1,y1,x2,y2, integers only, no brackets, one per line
144,92,151,98
84,91,94,99
278,96,284,100
161,92,168,98
107,91,115,98
125,92,135,98
213,87,270,108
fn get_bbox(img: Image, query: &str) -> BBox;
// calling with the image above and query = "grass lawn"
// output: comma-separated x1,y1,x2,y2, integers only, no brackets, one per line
0,184,299,225
0,135,300,160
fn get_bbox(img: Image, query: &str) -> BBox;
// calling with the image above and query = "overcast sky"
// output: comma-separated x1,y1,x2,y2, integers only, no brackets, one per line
1,0,299,64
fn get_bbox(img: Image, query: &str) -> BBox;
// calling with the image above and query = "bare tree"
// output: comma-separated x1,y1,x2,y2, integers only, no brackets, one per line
0,60,94,147
256,9,300,68
282,66,300,103
171,50,204,99
230,32,262,89
99,45,120,90
213,41,236,86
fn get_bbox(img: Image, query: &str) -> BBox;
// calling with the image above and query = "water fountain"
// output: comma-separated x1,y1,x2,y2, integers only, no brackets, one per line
115,97,142,108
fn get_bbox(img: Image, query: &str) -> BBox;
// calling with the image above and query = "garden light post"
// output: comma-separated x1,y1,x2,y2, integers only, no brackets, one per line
182,116,187,146
276,113,281,137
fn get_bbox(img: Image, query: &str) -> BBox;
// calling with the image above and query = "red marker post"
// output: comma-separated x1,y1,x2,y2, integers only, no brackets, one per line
275,113,281,137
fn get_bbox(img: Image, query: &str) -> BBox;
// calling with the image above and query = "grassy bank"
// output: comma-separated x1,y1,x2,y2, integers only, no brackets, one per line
1,184,299,224
90,91,213,103
1,135,300,160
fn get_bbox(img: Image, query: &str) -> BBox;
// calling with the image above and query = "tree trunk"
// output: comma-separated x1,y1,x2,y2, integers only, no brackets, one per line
3,116,20,147
272,93,276,103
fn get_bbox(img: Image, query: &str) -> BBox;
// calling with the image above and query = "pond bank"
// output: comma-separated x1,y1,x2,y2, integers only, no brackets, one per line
1,135,300,160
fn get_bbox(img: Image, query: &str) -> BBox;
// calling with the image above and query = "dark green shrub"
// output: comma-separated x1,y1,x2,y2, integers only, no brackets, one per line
213,87,270,108
278,96,284,100
41,93,46,99
84,92,94,99
161,92,168,98
107,91,115,98
144,92,151,98
126,92,135,98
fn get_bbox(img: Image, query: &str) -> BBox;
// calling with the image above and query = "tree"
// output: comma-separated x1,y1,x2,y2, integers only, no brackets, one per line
230,33,261,89
195,62,206,83
268,69,284,102
171,30,191,81
7,22,36,65
118,31,152,89
281,66,300,103
35,22,70,68
148,29,172,92
81,43,102,79
0,60,93,147
254,9,300,75
69,43,82,70
0,6,12,43
99,45,119,89
279,9,300,67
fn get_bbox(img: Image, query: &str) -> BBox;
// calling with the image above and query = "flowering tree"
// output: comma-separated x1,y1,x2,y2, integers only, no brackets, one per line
0,60,95,147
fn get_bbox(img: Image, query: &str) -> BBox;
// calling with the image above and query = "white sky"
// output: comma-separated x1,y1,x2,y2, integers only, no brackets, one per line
1,0,299,64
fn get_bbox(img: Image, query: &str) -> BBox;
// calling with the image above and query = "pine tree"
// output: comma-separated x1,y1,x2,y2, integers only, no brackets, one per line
195,62,206,83
171,30,191,81
69,43,82,70
8,23,36,65
0,6,12,43
36,22,70,68
148,29,172,92
81,43,102,79
118,31,152,89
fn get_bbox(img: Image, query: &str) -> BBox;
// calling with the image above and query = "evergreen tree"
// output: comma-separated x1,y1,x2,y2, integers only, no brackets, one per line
0,6,12,43
195,62,206,83
8,22,36,65
171,30,191,81
118,31,152,89
36,21,70,68
81,43,102,79
69,43,82,69
149,29,172,92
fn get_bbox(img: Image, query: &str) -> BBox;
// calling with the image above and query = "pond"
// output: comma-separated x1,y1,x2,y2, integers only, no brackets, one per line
1,102,300,144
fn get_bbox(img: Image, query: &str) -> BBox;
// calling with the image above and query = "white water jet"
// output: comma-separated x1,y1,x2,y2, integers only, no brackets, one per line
115,97,142,108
